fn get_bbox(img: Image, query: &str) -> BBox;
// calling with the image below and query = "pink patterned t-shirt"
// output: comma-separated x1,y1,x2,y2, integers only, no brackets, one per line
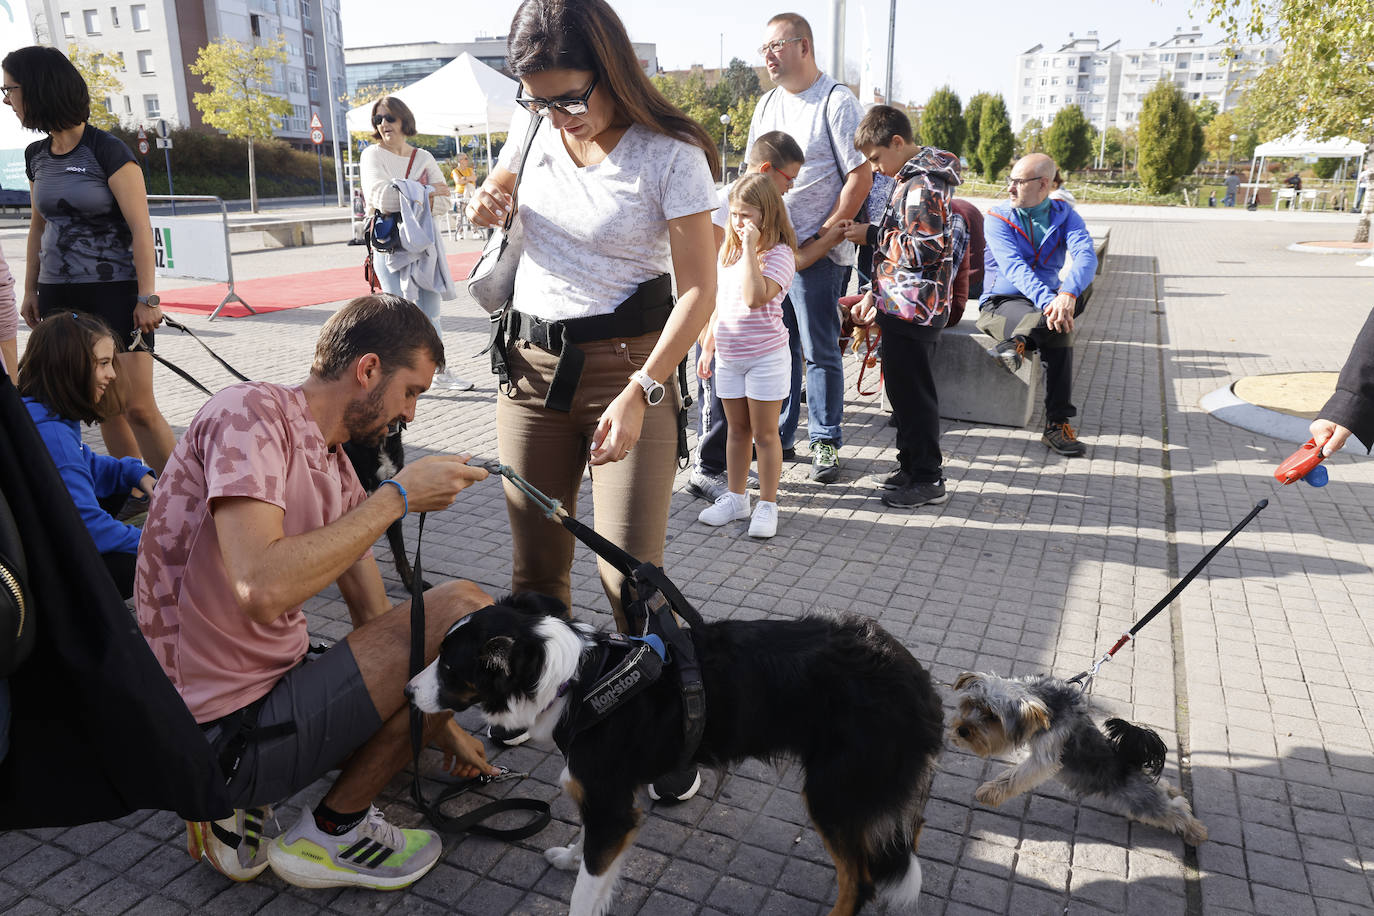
135,382,367,723
713,242,795,362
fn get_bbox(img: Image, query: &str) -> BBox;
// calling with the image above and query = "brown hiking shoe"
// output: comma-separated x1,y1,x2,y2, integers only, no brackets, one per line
1043,421,1087,457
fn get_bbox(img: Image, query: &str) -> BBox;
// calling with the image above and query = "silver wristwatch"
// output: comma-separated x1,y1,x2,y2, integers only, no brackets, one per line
630,369,666,406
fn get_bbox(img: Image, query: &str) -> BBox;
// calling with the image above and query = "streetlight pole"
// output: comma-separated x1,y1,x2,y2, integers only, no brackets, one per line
720,113,731,180
1229,133,1237,167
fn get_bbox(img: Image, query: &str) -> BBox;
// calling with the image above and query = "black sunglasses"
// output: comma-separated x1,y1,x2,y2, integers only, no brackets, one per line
372,113,398,126
515,73,598,118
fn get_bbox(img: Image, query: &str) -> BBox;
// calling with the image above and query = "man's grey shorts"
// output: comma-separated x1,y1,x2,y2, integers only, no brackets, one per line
201,640,383,809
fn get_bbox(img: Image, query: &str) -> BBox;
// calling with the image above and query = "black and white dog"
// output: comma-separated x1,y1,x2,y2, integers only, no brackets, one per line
342,424,425,592
406,593,945,916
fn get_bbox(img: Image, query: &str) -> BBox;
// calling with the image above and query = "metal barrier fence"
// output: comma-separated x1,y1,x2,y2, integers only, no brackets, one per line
147,195,254,321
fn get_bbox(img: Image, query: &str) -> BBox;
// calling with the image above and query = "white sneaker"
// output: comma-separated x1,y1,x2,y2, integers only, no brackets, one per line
433,371,474,391
698,491,750,526
267,806,442,890
186,806,275,881
748,501,779,538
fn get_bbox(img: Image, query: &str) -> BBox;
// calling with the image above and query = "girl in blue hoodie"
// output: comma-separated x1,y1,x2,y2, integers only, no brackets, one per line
18,312,155,598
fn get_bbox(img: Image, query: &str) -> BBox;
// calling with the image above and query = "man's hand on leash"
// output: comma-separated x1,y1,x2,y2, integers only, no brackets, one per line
394,455,490,512
848,291,877,327
1045,293,1076,333
438,719,498,780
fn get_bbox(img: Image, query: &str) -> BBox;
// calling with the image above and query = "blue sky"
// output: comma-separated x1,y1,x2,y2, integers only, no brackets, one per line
340,0,1225,106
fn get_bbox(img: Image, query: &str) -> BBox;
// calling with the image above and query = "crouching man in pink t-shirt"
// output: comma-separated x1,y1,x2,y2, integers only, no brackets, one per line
136,293,495,892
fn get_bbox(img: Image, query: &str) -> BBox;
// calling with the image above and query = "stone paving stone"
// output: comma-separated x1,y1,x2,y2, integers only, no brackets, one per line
6,208,1374,913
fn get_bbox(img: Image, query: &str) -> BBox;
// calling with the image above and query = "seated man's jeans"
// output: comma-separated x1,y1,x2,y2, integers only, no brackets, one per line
779,258,847,448
976,295,1085,423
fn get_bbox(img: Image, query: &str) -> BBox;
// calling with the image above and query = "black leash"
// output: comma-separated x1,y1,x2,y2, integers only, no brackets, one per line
132,316,250,397
1068,499,1268,688
405,512,552,841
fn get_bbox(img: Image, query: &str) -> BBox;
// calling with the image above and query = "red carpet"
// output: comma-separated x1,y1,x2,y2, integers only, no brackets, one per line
162,251,482,318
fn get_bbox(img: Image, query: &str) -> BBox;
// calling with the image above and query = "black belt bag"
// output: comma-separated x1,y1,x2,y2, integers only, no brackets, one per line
491,273,675,413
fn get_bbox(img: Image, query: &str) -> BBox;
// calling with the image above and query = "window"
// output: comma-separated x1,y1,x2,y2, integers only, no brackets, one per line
1160,53,1174,62
104,97,114,113
1191,72,1202,81
250,13,261,37
131,4,149,30
144,94,159,118
288,68,304,93
137,50,154,74
307,71,318,100
1040,78,1047,86
114,51,126,71
1049,95,1057,103
1025,59,1034,68
1023,96,1031,104
304,36,315,67
82,8,100,33
290,104,307,132
1051,76,1059,85
60,12,73,37
123,95,131,114
1042,59,1049,68
109,6,119,27
300,0,312,29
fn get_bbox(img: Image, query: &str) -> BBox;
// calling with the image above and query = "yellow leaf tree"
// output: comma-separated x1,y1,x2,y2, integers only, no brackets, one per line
190,38,292,212
66,45,123,131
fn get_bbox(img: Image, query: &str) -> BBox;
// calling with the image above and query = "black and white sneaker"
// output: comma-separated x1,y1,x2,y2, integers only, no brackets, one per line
882,480,949,509
879,468,912,490
648,767,702,805
487,724,530,747
687,469,728,503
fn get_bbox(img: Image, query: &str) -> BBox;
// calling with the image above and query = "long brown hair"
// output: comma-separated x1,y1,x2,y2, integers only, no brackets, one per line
18,312,121,424
507,0,721,179
720,173,797,267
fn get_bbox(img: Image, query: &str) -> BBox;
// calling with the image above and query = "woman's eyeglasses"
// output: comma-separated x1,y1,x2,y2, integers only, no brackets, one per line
1,85,19,99
516,73,598,118
372,113,398,126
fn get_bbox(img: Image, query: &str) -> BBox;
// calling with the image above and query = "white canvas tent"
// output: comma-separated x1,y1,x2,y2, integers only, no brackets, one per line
346,52,521,172
1247,132,1369,205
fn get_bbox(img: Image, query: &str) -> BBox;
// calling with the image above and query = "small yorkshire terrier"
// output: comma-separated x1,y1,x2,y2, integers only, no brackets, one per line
949,672,1208,846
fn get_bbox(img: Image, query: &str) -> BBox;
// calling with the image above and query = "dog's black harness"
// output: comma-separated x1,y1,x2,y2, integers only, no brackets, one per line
551,632,666,751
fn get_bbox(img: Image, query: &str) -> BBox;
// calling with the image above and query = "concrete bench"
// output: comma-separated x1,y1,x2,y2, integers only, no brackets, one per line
227,215,351,248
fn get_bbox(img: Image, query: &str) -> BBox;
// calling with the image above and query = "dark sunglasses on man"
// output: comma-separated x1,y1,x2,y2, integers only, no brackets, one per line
515,73,598,118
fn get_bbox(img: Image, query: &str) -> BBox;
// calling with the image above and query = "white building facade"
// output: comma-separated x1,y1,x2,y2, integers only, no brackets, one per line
1011,27,1281,132
31,0,347,152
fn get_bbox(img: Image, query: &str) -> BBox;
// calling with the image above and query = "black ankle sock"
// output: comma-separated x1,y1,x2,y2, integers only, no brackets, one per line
313,802,367,836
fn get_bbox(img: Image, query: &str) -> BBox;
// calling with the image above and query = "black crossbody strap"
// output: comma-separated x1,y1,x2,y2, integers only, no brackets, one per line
405,512,551,840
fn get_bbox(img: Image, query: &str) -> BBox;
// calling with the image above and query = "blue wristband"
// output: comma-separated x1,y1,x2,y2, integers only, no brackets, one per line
378,478,408,518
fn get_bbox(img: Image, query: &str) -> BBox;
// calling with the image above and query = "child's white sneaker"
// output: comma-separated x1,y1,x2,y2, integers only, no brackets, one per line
699,491,750,526
748,501,779,538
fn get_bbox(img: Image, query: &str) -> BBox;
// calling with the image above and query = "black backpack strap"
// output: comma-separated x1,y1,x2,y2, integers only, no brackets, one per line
405,512,551,839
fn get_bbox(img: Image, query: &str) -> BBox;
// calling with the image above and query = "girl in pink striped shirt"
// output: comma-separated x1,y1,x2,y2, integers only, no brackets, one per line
696,174,797,538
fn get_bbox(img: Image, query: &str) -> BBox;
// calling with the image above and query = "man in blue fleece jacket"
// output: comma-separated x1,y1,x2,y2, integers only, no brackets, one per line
977,153,1097,456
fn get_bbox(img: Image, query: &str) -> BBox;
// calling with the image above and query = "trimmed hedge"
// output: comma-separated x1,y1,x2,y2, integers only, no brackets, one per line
109,127,337,199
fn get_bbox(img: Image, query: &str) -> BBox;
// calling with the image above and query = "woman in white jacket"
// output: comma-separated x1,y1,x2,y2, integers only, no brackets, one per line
360,95,471,390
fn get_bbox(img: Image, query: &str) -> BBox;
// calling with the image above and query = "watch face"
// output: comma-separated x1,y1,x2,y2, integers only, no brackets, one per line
646,385,665,406
141,294,160,306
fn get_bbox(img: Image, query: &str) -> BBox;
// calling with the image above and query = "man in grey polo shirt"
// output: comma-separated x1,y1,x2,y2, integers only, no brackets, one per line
748,11,872,483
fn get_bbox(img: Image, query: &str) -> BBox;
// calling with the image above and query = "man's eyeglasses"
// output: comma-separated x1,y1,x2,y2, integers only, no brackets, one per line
1,85,18,99
759,37,804,57
372,113,398,126
1007,176,1046,188
516,73,598,118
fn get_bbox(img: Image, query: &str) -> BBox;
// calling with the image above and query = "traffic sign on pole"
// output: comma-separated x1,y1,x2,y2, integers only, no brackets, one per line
136,126,149,156
310,128,324,145
309,111,323,130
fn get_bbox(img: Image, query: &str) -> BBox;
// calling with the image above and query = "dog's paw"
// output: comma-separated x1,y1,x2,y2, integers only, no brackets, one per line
545,843,583,871
974,782,1006,807
1182,818,1208,846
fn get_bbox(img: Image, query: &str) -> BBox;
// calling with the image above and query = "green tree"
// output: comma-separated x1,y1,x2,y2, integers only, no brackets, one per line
964,93,988,175
1188,116,1208,174
67,45,124,131
190,38,293,212
1102,127,1127,170
977,94,1014,180
720,58,760,107
1193,98,1220,128
1015,118,1044,158
1202,0,1374,239
1312,158,1341,179
1137,83,1198,194
1044,105,1093,172
920,86,965,156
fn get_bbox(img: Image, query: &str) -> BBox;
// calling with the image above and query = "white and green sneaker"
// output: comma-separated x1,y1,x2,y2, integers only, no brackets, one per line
185,805,274,881
267,806,442,890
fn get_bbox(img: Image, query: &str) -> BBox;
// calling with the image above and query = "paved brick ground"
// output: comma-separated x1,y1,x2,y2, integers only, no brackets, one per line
1,203,1371,915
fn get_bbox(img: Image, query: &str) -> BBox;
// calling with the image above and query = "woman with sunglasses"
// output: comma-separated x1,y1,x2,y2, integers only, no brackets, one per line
4,45,175,474
360,95,471,390
467,0,719,800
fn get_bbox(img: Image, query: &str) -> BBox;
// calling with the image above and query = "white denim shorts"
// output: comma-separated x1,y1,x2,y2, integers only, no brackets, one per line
715,346,792,402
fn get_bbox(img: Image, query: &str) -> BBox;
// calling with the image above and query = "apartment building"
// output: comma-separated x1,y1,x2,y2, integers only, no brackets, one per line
31,0,347,152
1011,27,1281,132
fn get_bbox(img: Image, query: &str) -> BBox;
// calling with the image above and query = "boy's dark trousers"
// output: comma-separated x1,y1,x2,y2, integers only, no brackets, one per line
876,312,942,483
695,350,729,476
